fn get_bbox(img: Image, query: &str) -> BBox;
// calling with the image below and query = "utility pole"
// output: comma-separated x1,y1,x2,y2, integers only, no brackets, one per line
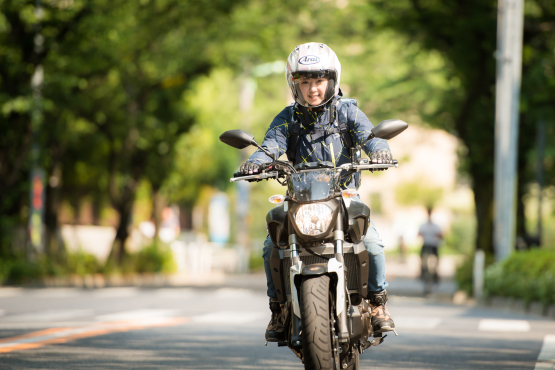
494,0,524,262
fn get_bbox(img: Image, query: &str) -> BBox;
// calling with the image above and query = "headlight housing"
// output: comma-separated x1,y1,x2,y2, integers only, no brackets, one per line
294,204,333,236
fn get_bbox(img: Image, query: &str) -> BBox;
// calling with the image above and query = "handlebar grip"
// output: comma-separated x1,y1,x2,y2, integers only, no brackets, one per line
230,171,279,182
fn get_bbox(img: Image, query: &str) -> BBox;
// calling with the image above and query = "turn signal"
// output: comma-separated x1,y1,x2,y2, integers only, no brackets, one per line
269,194,285,204
341,189,358,198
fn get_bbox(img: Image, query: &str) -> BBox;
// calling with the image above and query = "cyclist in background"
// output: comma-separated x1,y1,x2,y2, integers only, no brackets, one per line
418,206,443,284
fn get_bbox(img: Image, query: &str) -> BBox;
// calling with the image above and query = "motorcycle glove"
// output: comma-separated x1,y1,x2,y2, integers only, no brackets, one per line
237,161,260,176
371,149,392,171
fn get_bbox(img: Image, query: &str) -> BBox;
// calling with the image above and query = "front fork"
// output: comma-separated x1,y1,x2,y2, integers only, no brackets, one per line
289,205,350,346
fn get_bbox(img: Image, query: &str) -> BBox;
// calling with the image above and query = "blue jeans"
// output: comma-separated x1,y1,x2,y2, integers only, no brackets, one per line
262,219,388,299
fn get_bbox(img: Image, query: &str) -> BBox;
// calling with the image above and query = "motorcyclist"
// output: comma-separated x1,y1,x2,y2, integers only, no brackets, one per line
237,42,395,341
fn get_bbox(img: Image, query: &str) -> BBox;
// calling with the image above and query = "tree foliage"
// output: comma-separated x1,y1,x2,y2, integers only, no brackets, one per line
1,0,553,268
370,0,555,255
0,0,245,263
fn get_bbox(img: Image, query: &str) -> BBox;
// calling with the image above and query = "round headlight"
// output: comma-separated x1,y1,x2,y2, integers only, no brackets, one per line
295,204,333,236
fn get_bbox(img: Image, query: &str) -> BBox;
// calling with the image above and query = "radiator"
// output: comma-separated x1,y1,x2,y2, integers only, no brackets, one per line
283,253,360,295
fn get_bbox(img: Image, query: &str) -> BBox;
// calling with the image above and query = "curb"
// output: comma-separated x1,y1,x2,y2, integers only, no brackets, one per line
8,272,227,289
483,295,555,320
451,291,555,321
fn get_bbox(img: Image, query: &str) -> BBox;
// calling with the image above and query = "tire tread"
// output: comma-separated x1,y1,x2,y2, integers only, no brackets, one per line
301,275,333,370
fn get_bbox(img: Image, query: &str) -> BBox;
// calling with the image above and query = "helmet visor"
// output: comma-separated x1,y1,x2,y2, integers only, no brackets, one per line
292,70,337,107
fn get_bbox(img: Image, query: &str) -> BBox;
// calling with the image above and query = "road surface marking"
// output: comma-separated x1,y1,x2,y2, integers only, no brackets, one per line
0,316,189,353
394,317,442,330
1,309,93,322
478,319,530,332
95,309,179,322
535,335,555,369
192,311,266,325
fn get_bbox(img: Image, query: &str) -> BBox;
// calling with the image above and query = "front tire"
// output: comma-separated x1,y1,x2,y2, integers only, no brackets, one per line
300,275,333,370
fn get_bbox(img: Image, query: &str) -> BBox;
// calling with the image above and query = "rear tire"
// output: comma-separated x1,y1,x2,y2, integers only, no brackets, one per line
300,275,333,370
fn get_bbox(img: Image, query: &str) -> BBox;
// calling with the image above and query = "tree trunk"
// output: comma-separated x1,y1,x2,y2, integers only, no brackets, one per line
151,188,163,240
92,192,103,226
44,162,64,258
470,169,495,257
111,193,135,265
180,205,192,231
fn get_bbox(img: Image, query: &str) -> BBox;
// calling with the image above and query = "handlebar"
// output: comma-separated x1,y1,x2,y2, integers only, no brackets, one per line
230,171,279,182
339,162,398,171
230,160,398,182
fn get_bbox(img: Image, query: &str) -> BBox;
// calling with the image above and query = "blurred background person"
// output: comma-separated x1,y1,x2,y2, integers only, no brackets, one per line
418,206,443,285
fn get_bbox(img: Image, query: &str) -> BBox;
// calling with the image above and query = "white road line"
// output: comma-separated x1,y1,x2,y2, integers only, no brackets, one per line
535,335,555,370
95,309,179,322
0,309,5,317
478,319,530,332
394,317,442,330
1,309,94,323
192,311,266,325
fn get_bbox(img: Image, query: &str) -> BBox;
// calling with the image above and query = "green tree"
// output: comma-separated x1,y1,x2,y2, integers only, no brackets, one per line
0,0,91,257
1,0,247,264
373,0,498,255
48,0,247,264
516,0,555,244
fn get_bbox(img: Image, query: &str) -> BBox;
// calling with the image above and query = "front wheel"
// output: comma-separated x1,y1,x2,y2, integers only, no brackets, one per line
300,275,334,370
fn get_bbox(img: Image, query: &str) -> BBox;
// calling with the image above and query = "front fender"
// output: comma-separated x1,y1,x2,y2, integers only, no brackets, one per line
290,258,345,318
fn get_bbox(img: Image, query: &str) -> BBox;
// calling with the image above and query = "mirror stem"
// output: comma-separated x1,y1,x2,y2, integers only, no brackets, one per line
252,140,276,161
360,132,375,148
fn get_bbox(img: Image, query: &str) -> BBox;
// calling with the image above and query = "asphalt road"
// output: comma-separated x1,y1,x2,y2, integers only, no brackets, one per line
0,278,554,369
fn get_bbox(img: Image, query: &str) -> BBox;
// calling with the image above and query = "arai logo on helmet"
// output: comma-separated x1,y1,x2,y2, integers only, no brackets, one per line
298,55,320,65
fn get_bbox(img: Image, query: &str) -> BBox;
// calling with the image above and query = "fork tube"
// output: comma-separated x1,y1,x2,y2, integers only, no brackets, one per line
334,202,349,342
334,204,344,263
289,233,300,265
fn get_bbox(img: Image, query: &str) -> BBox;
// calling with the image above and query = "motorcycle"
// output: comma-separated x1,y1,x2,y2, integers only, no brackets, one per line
220,119,408,370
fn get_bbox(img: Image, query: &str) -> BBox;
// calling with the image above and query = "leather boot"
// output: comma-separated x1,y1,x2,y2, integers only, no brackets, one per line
265,298,284,341
367,290,395,333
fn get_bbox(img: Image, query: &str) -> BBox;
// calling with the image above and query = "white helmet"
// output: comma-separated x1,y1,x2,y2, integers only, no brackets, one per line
286,42,341,107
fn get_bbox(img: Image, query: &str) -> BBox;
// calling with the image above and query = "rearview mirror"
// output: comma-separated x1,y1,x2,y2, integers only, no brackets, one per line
219,130,255,149
371,119,408,140
220,129,276,160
